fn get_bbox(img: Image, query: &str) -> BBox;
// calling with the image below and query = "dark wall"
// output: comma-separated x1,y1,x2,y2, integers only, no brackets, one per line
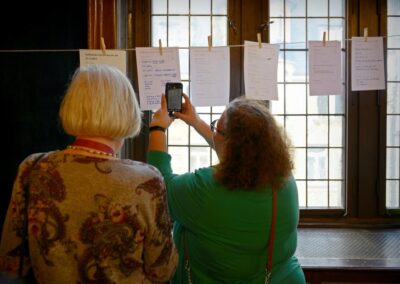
0,2,88,232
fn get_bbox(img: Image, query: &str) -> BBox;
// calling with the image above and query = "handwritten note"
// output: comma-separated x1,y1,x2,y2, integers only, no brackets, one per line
136,47,181,110
244,41,279,100
309,41,342,96
79,49,127,74
351,37,385,91
190,47,230,107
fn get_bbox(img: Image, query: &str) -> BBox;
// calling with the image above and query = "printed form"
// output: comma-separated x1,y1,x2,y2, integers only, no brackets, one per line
136,47,181,110
351,37,385,91
309,41,342,96
244,41,279,101
190,47,230,107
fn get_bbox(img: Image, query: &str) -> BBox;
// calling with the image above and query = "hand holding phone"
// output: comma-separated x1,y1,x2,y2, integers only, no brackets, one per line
165,82,183,116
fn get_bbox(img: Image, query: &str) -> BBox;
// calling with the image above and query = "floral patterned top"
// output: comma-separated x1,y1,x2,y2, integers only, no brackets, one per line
0,151,178,284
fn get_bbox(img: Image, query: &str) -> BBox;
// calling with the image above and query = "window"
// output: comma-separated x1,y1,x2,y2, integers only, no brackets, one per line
269,0,346,209
151,0,228,173
386,0,400,209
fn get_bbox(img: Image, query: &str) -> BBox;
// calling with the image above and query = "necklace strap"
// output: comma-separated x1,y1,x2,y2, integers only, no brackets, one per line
72,139,115,155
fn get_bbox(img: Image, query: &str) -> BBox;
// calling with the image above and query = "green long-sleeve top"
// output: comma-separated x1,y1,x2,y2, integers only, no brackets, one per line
148,150,305,284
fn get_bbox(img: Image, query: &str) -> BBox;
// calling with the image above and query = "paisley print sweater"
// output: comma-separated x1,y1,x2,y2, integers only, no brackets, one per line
0,151,178,284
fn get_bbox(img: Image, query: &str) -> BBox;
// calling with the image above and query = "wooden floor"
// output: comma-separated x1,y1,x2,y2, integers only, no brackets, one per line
295,228,400,283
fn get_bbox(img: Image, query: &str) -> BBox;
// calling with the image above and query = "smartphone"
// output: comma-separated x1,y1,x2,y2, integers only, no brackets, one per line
165,82,183,115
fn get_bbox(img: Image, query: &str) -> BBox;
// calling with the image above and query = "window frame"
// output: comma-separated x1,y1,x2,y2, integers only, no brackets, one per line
116,0,400,225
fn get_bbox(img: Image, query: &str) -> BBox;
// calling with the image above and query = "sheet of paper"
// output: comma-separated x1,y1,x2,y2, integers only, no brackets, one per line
244,41,279,100
309,41,342,96
136,47,181,110
190,47,230,107
351,37,385,91
79,49,127,74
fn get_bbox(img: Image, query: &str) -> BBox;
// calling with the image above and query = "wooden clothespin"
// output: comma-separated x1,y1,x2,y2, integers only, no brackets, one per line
158,39,163,55
323,31,327,47
208,35,212,52
100,37,106,55
257,33,262,48
363,27,368,42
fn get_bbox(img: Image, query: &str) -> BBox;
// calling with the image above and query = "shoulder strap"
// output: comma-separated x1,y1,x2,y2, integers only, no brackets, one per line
18,153,45,277
265,188,277,281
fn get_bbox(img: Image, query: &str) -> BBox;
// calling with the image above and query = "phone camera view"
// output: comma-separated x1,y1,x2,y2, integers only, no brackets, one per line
166,82,183,114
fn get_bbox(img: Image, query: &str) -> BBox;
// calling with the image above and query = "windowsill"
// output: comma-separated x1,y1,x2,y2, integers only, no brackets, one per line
296,227,400,270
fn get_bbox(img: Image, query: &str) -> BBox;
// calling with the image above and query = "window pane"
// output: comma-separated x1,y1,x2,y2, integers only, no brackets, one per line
387,83,400,114
212,0,227,14
271,84,285,114
270,18,284,48
269,0,346,210
191,114,210,145
211,150,219,165
212,16,228,46
329,181,344,207
308,116,329,147
190,147,211,171
387,50,400,81
179,48,189,80
285,19,306,49
286,116,306,147
330,148,343,179
330,0,344,17
169,0,189,14
285,51,307,82
152,0,167,14
270,0,284,17
286,84,306,114
191,16,211,46
387,1,400,209
169,146,189,174
329,94,345,114
329,19,345,48
286,0,306,17
387,115,400,146
388,0,400,15
330,116,344,147
388,17,400,48
191,0,210,14
278,51,285,82
386,148,400,179
386,180,400,208
168,119,189,145
308,95,328,114
293,148,306,179
307,181,328,207
152,16,167,47
308,0,328,17
307,148,328,179
297,180,307,207
169,16,189,46
308,19,328,45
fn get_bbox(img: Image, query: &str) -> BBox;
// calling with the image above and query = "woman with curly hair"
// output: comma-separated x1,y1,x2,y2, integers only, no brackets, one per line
147,94,305,284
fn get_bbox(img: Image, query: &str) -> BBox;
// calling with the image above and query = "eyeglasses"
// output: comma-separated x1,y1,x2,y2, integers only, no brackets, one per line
210,119,225,135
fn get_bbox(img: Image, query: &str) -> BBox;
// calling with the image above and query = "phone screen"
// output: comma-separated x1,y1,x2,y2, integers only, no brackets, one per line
168,88,182,110
166,83,183,112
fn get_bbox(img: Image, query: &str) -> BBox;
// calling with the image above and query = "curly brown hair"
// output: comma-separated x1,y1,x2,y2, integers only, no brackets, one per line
214,97,293,190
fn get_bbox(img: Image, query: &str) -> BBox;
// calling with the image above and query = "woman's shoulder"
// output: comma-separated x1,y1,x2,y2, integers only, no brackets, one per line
119,159,163,178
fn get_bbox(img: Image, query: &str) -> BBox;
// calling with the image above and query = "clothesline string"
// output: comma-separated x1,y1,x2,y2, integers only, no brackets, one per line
0,35,399,53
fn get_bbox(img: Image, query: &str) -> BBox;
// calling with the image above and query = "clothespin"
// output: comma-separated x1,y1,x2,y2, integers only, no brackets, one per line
158,39,163,55
322,31,327,47
363,27,368,42
208,35,212,52
257,33,262,48
100,37,106,55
